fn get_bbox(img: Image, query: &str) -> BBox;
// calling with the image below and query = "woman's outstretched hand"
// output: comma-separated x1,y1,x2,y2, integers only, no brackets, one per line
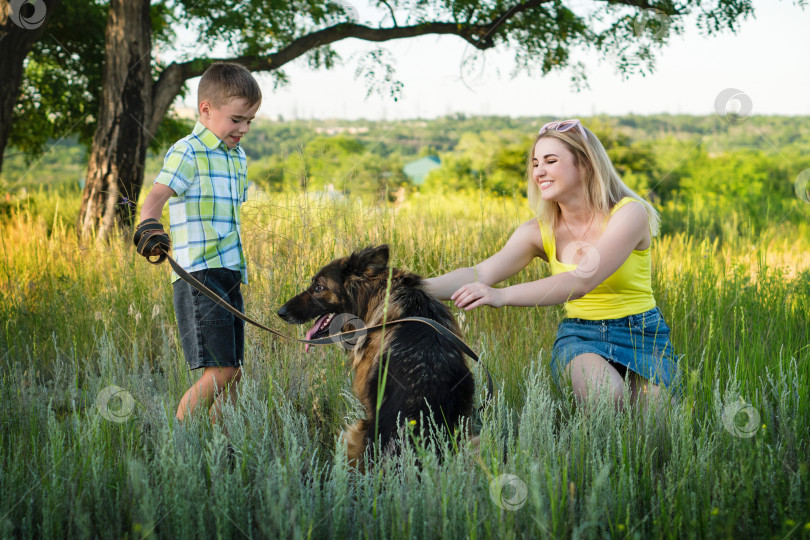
451,282,506,310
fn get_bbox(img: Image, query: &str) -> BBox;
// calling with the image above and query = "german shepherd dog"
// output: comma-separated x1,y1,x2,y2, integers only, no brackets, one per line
277,245,475,470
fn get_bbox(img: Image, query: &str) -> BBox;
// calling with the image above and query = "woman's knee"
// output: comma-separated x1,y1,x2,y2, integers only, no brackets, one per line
565,353,625,401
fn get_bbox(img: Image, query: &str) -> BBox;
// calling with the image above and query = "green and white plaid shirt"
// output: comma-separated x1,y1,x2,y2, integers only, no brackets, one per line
154,122,249,284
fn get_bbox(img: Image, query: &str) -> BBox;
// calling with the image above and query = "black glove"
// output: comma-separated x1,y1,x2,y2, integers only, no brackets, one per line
134,218,171,264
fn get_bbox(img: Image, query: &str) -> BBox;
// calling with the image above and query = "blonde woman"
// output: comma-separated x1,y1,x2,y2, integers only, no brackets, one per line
424,119,681,411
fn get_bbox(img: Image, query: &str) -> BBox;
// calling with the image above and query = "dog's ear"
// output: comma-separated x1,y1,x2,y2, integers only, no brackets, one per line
366,244,389,267
347,245,390,277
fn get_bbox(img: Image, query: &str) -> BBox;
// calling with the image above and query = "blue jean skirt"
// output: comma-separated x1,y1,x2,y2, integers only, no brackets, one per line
550,306,682,394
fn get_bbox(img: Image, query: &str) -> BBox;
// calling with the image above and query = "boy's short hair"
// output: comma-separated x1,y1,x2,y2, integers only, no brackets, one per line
198,63,262,108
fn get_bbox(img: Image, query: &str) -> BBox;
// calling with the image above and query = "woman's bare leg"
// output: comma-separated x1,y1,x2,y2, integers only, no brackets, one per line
563,353,626,411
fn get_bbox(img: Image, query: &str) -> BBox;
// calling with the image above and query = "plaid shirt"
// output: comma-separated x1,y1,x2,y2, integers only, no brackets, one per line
154,122,249,284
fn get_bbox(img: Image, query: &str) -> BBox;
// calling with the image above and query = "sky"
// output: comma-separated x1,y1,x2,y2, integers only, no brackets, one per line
172,0,810,120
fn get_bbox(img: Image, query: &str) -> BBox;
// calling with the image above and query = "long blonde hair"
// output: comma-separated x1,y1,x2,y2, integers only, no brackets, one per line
526,124,660,237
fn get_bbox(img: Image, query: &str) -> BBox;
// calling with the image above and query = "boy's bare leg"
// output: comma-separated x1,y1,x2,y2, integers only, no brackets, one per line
176,366,241,422
209,368,243,427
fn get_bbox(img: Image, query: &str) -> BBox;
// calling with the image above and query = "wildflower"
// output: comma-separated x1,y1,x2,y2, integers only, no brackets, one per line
804,522,810,531
711,507,719,516
409,420,416,426
785,519,796,527
761,424,766,430
617,524,625,531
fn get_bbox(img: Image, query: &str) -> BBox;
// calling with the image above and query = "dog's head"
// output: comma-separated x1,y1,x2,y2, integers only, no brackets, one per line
277,245,391,349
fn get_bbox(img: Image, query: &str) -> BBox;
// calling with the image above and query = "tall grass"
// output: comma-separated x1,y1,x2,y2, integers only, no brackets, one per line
0,190,808,538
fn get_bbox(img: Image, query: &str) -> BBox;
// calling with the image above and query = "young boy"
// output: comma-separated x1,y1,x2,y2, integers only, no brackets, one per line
135,62,262,424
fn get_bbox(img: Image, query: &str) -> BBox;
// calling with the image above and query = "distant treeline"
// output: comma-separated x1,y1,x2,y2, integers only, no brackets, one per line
2,114,809,238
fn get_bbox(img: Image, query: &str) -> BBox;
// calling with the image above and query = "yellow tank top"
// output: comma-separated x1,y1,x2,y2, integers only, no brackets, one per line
540,197,656,320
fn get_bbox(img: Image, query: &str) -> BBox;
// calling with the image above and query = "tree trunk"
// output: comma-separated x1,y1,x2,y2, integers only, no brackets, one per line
0,0,62,176
77,0,151,240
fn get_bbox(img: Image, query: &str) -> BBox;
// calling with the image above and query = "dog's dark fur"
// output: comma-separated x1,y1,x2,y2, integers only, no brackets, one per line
277,245,474,470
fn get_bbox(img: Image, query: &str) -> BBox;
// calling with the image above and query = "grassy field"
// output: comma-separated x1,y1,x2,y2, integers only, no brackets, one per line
1,188,809,538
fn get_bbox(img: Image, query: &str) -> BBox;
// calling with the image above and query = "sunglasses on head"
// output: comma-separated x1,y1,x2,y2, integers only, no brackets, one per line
538,119,588,141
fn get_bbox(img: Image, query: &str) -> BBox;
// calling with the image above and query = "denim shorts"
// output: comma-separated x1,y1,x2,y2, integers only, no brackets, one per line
172,267,244,370
550,306,682,394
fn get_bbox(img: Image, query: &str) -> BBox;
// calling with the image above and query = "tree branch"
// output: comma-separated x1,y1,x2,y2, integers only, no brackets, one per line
378,0,398,27
150,13,532,130
149,0,676,132
180,0,560,79
189,21,507,76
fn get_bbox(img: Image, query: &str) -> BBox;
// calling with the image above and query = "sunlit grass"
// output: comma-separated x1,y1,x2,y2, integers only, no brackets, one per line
0,189,808,538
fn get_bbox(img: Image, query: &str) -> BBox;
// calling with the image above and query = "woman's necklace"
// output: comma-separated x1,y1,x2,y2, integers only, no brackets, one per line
562,211,595,254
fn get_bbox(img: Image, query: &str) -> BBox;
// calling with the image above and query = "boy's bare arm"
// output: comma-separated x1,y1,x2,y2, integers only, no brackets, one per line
140,183,176,222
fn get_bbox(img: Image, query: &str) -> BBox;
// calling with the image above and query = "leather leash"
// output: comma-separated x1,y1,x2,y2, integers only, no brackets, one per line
137,233,494,403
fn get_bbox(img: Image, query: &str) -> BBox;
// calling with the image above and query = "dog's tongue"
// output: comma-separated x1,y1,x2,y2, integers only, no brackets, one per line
304,314,331,353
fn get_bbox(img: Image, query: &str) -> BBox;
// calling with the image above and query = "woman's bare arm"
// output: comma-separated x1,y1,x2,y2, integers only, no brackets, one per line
424,219,545,300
